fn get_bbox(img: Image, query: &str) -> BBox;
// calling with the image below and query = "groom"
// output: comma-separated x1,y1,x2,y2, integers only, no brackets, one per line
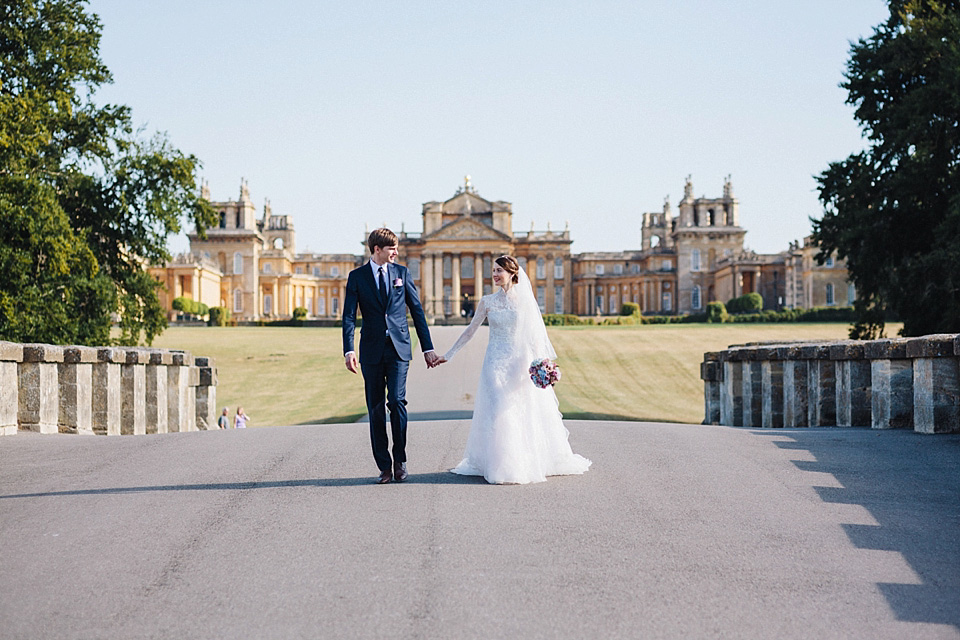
342,228,439,484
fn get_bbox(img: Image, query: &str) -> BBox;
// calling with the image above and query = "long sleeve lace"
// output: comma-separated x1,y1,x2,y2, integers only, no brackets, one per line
443,296,488,361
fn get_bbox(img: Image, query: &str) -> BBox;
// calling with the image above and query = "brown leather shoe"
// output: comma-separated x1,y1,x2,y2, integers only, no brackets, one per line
377,469,393,484
394,462,408,483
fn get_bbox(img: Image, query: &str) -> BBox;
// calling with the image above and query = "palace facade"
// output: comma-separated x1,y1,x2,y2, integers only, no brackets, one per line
152,176,852,321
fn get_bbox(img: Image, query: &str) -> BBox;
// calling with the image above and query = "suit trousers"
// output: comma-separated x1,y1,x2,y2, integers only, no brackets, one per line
360,337,409,472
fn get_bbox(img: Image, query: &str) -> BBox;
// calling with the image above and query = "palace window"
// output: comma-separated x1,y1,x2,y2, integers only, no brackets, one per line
295,266,303,274
609,295,617,313
332,297,339,315
313,267,320,276
537,286,546,313
318,297,326,316
264,294,272,315
614,264,623,275
409,259,420,281
631,264,639,274
825,256,835,267
462,256,474,279
554,286,563,314
233,288,242,312
692,285,702,310
518,257,528,273
847,283,856,305
691,249,702,272
596,295,604,314
443,256,452,279
443,286,452,315
483,256,492,278
554,258,563,279
306,298,312,315
219,211,226,228
536,258,546,280
234,252,243,275
596,264,604,275
662,260,671,271
662,292,672,311
826,283,835,306
263,263,272,273
331,266,339,277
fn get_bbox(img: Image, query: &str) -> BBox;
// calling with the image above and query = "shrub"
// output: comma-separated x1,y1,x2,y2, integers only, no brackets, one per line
620,302,641,317
706,301,728,323
208,306,230,326
293,307,308,321
726,293,763,314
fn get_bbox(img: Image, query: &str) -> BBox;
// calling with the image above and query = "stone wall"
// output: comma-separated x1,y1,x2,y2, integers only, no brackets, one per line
701,334,960,433
2,341,217,436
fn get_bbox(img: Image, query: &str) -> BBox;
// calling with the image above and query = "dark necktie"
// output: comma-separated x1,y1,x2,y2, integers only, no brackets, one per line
378,266,388,306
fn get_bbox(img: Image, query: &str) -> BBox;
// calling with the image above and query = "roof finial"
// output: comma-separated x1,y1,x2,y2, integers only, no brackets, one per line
464,174,473,193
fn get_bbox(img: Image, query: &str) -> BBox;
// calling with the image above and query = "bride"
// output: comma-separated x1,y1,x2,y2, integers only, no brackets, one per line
436,255,591,484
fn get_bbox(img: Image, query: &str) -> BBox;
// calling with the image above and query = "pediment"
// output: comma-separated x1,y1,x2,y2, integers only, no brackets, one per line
425,217,510,241
443,192,492,214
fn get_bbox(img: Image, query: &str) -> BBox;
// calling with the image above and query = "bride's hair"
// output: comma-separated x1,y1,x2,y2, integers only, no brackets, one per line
495,255,520,284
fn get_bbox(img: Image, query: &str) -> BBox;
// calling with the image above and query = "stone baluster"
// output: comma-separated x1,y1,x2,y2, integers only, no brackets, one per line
146,351,171,434
865,339,913,430
1,342,23,435
121,349,149,435
166,351,193,433
830,341,871,427
803,345,835,427
907,335,959,434
720,349,744,426
93,348,124,436
760,348,784,428
19,344,63,433
701,352,721,425
60,346,97,435
781,345,808,427
195,356,217,430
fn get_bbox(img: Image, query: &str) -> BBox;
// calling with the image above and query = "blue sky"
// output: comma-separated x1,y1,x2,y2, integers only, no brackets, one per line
87,0,889,256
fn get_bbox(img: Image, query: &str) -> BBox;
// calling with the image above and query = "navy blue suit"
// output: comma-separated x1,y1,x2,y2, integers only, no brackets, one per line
342,261,433,472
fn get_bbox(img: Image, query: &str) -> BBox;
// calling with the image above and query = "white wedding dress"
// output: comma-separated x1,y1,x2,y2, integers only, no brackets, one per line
443,272,591,485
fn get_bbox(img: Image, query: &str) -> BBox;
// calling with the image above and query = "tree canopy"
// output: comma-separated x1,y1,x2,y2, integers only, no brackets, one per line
813,0,960,338
0,0,216,345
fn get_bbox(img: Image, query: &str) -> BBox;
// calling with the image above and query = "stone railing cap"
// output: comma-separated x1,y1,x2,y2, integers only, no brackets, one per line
96,347,126,363
905,334,957,358
121,348,151,364
22,343,65,363
62,345,98,363
0,341,24,362
148,350,174,365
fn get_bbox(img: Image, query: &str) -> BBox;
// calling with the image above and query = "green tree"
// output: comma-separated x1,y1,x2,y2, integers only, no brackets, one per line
0,0,216,345
813,0,960,338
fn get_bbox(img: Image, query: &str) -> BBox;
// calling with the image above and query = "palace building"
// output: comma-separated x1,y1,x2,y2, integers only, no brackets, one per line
152,176,852,322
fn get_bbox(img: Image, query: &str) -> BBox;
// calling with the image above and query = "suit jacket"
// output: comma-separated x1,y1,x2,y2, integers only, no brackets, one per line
342,261,433,364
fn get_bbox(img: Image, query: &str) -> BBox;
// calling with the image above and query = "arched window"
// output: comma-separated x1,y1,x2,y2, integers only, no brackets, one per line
233,288,242,312
692,285,702,310
235,211,242,228
218,211,226,228
233,252,243,275
273,237,284,250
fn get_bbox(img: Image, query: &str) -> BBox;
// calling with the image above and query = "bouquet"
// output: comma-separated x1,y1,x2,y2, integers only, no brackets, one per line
529,358,561,389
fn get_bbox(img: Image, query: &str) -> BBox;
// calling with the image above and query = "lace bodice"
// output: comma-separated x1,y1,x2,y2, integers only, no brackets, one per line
443,291,519,362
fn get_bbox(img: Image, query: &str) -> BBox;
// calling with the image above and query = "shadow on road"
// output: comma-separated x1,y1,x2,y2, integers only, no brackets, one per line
0,471,489,500
760,428,960,630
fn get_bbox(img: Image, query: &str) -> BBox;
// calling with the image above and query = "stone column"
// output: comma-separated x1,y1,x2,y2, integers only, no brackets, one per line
1,342,24,435
830,342,871,427
546,254,556,314
742,358,762,427
434,253,445,317
865,339,912,430
586,283,594,315
701,352,721,425
908,335,960,434
529,256,539,304
474,252,483,306
93,348,124,436
18,344,63,434
167,351,193,433
60,346,97,435
421,253,434,317
451,254,461,317
121,349,148,435
195,356,218,430
146,351,171,434
761,354,784,428
781,346,809,427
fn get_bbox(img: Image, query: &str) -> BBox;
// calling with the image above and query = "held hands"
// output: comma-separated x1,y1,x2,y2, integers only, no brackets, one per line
424,351,444,369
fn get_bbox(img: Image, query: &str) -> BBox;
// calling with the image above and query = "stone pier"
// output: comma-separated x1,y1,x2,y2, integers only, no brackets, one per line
1,340,216,436
702,333,960,434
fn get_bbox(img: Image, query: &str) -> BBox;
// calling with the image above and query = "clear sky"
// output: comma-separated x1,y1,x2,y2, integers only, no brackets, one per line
86,0,889,256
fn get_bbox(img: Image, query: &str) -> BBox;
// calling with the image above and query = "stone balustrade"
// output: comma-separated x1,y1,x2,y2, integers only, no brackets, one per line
701,334,960,433
2,341,217,436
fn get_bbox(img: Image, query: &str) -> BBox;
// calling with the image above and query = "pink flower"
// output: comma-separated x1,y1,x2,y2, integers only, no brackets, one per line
393,277,403,288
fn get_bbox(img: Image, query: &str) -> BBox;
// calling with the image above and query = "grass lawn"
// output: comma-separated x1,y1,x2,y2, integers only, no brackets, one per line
152,323,894,426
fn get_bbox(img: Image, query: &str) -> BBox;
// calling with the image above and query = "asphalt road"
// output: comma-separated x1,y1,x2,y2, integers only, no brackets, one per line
1,420,959,639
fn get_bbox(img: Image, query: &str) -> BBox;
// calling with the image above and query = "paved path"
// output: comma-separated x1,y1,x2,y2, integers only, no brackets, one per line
1,422,958,639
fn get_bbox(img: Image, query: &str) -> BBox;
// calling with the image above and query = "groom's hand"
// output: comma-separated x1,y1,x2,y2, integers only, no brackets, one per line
424,351,440,368
344,352,358,374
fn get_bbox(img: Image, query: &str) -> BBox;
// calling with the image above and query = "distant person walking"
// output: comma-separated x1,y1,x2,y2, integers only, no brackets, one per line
217,407,229,429
234,407,250,429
